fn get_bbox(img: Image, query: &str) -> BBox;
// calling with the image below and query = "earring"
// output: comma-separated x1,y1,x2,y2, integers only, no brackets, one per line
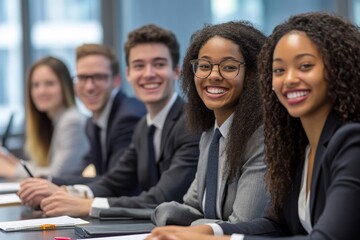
272,87,275,91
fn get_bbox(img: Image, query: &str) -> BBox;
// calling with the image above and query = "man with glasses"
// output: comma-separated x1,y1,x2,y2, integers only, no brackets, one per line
18,26,200,218
20,44,146,189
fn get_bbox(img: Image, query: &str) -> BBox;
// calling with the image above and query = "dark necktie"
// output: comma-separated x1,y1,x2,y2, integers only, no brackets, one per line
94,124,104,174
94,124,102,160
148,125,159,186
204,128,222,219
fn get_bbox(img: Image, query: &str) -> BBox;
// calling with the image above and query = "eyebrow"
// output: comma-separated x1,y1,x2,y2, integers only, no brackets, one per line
273,53,317,62
199,56,244,62
131,57,169,64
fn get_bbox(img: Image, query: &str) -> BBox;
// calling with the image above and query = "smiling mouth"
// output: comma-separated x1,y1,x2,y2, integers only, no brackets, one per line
286,90,309,99
143,83,161,89
206,87,228,94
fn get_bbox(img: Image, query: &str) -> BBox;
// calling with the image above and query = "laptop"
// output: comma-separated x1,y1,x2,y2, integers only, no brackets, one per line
0,113,15,149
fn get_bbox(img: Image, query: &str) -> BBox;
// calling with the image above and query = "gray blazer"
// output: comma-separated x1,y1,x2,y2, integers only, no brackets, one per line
152,125,268,226
87,96,200,208
47,107,89,177
16,107,89,178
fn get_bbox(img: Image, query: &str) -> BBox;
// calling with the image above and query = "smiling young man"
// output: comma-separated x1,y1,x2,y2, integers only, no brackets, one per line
20,25,200,217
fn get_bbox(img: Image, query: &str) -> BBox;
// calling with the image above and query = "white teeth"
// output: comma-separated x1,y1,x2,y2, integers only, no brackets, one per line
143,83,160,89
207,87,226,94
287,91,308,99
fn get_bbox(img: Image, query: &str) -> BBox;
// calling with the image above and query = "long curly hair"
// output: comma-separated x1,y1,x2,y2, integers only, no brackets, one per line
258,12,360,218
182,21,266,179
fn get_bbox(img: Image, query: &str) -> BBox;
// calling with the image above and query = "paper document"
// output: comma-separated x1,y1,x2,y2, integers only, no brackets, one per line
0,182,20,194
0,215,89,232
0,193,21,206
77,233,149,240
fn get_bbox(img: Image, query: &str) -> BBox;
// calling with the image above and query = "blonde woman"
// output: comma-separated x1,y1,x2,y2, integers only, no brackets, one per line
0,56,89,178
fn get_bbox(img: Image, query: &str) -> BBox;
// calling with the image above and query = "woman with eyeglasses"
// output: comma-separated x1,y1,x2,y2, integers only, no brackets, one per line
0,56,89,179
151,21,268,227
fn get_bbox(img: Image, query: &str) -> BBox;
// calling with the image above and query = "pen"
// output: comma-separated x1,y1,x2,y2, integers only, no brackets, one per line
19,159,34,177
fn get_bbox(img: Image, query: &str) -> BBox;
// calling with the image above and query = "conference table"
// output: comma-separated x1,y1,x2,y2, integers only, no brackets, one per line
0,204,150,240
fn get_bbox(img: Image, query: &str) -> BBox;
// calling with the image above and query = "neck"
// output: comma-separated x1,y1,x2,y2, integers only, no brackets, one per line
301,109,331,152
146,93,174,120
47,106,65,121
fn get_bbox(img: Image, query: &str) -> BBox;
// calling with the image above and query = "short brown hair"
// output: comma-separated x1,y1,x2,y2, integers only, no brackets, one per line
76,43,119,75
124,24,180,69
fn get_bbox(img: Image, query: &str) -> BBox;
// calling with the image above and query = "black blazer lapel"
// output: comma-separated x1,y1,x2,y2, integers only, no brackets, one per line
310,111,342,223
103,91,125,169
159,96,184,161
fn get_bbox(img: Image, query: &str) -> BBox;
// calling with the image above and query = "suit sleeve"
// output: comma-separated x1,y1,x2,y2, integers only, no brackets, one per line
152,132,205,226
152,175,204,226
30,109,89,178
220,124,360,239
106,115,200,209
227,126,268,223
52,106,144,185
49,110,89,177
87,140,141,198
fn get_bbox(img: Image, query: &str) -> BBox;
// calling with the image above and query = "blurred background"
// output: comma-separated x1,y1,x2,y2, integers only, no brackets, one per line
0,0,359,154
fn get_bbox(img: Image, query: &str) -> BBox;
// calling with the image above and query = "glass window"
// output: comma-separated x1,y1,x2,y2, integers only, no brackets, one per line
28,0,103,115
0,0,22,134
353,0,360,24
211,0,264,28
29,0,102,74
211,0,337,34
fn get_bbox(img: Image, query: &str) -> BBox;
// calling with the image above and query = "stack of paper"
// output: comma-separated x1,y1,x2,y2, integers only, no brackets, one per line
0,216,89,232
76,233,150,240
0,182,20,194
0,193,21,206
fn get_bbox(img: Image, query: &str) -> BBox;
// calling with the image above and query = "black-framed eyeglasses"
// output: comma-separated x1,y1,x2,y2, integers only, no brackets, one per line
190,59,245,80
73,74,111,86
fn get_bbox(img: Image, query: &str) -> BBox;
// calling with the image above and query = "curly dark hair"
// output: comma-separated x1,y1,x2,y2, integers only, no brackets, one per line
258,12,360,218
182,21,266,179
124,24,180,69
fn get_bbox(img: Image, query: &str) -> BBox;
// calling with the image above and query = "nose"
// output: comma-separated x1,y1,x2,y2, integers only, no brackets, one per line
283,68,299,88
83,77,96,89
208,64,222,80
34,84,46,94
144,64,156,78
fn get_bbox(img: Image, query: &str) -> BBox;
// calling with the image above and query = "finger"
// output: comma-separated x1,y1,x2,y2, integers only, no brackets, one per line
19,185,48,201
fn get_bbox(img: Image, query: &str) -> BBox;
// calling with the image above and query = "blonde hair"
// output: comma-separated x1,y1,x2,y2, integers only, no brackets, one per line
25,56,75,166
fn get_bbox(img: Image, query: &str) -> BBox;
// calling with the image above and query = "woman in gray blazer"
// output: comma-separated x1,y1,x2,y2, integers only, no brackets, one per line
0,56,89,178
152,21,268,226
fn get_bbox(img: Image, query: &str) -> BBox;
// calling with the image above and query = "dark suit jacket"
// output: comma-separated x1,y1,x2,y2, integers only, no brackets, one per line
87,96,200,208
220,111,360,239
52,91,146,185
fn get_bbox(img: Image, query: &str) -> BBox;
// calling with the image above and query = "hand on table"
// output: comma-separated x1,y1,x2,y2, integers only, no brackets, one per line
40,191,93,217
18,178,64,208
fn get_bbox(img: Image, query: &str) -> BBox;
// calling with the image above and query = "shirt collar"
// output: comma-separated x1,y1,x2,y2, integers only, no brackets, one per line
93,88,118,129
146,92,178,130
214,112,234,139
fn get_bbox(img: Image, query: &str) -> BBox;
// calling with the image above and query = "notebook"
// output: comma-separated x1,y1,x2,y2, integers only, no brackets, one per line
0,216,89,232
0,193,21,206
0,182,20,194
75,222,155,238
98,207,154,220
